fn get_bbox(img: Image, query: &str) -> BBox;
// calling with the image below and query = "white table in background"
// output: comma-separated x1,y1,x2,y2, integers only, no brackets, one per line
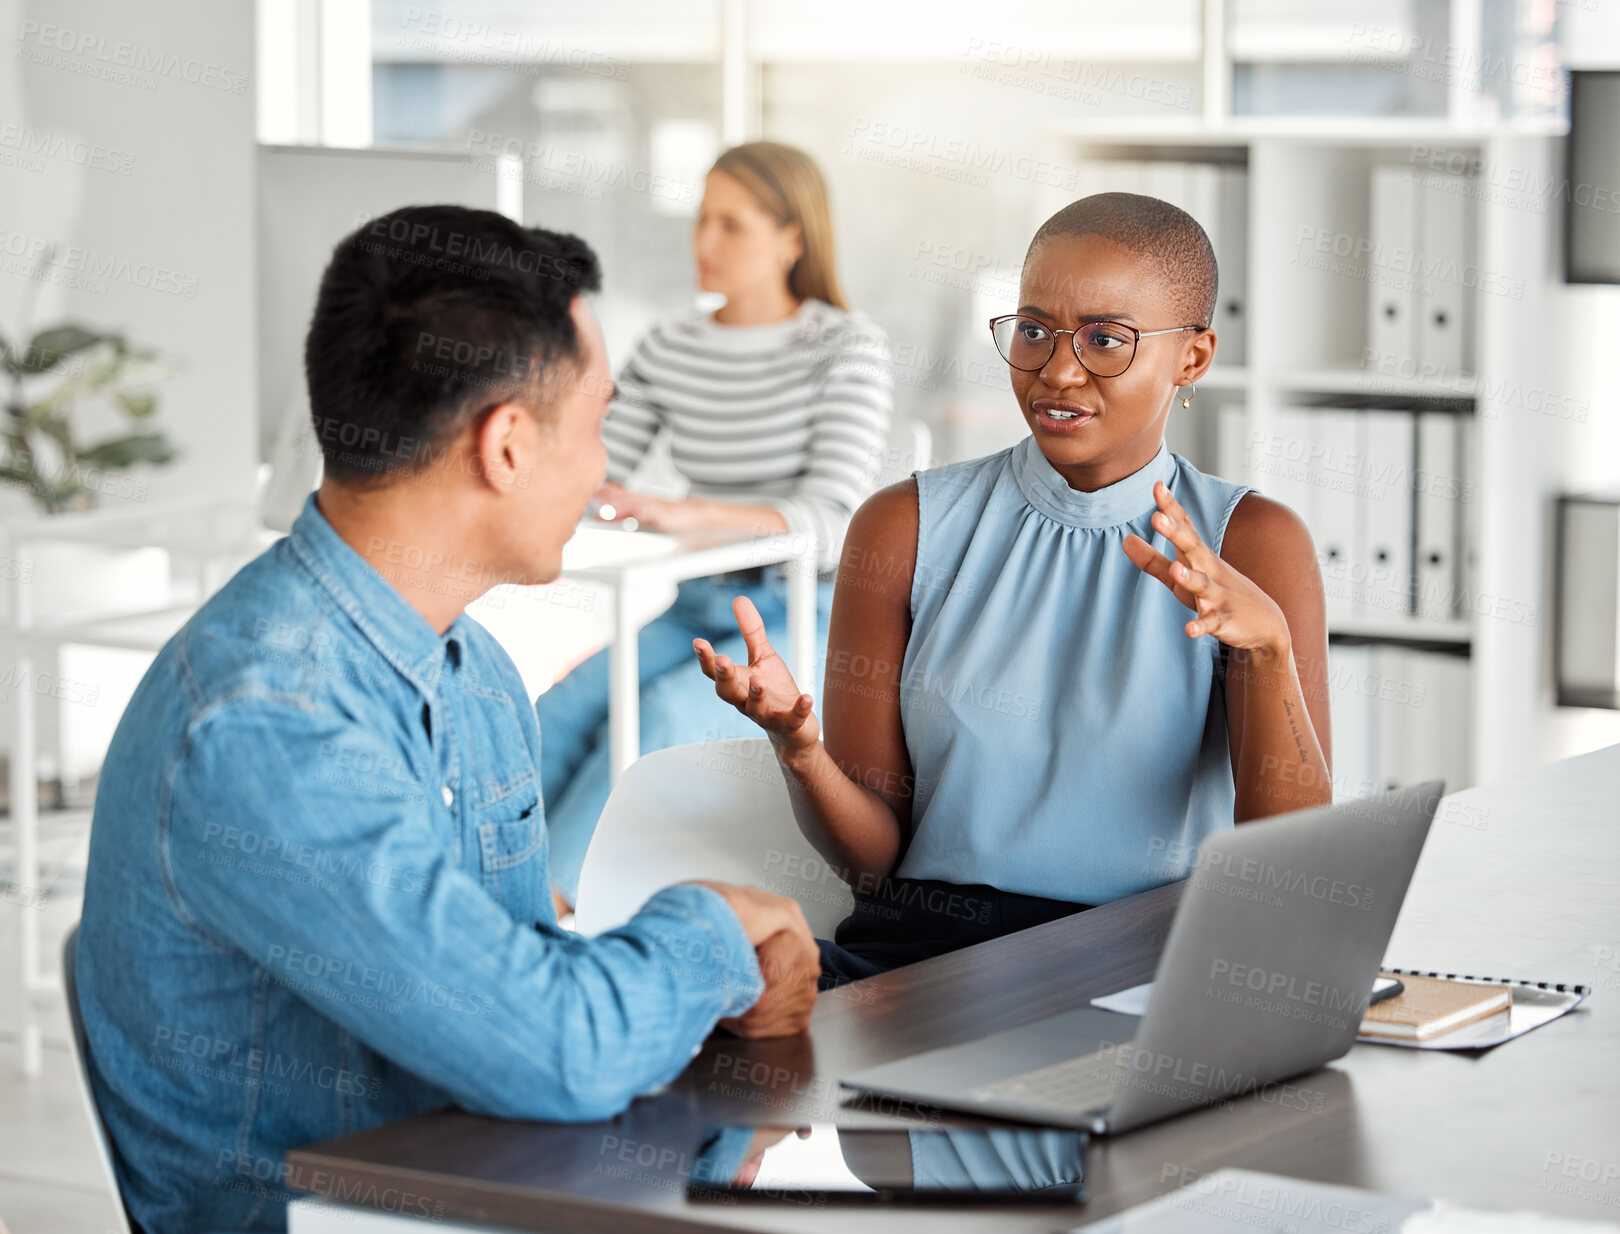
2,496,270,1078
4,516,816,1077
558,523,819,781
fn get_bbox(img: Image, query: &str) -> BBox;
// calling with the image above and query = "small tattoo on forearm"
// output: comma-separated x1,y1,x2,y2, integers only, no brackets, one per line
1281,697,1308,762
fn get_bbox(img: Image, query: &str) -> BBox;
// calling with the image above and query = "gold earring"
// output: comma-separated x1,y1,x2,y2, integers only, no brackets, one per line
1180,386,1196,409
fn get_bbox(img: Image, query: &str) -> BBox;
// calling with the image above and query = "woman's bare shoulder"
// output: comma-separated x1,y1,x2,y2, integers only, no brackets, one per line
1221,491,1316,580
838,478,919,594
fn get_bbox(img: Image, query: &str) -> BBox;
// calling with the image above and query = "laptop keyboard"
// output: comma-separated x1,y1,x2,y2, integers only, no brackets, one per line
969,1048,1127,1115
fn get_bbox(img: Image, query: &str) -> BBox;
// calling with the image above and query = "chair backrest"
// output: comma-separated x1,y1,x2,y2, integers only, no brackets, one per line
61,925,135,1234
573,739,855,938
872,416,934,489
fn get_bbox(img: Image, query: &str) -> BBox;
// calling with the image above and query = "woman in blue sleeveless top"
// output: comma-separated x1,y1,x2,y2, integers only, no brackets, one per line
693,193,1333,985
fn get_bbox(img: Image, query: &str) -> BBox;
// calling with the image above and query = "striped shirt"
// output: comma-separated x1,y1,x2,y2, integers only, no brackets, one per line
603,298,894,572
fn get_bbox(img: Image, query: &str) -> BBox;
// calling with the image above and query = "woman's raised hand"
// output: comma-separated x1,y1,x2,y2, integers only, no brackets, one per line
1123,480,1292,658
693,596,820,752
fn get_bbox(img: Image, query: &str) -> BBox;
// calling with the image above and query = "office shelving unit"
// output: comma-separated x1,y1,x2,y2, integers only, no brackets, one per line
1030,0,1570,797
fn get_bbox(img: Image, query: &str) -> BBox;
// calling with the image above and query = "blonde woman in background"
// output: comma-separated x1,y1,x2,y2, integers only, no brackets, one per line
539,142,894,908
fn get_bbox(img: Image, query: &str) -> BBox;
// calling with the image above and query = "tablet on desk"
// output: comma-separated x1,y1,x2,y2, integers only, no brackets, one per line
685,1123,1087,1205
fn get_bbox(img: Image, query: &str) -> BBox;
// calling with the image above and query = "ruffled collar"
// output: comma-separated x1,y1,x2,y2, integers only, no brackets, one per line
1010,436,1176,530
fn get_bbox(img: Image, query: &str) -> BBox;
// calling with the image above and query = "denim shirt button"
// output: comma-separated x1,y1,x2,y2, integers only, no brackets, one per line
442,785,454,807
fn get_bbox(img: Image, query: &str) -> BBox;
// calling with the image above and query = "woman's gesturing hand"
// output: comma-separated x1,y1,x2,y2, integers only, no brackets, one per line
693,596,821,753
1123,480,1292,659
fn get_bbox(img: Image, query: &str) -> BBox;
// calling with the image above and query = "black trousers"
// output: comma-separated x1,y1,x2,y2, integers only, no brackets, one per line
815,876,1091,990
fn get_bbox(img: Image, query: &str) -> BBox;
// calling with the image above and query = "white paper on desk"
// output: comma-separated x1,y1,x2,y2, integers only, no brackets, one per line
1067,1168,1429,1232
1404,1201,1620,1232
1065,1170,1620,1233
1091,982,1155,1017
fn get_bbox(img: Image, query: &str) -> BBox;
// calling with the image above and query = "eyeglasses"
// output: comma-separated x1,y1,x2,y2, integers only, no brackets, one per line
989,314,1206,379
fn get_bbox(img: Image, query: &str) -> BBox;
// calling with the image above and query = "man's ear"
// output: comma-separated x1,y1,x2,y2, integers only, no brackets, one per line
472,402,528,494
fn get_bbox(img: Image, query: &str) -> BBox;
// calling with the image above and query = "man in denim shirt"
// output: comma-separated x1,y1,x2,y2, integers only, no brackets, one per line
75,205,819,1234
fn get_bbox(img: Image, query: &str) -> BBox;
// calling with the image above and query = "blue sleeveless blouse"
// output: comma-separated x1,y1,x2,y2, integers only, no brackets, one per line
896,435,1253,904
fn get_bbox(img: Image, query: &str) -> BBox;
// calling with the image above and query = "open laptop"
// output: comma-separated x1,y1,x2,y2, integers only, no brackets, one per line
840,783,1441,1135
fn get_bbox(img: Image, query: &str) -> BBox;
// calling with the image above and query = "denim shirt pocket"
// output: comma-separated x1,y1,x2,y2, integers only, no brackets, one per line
474,776,547,925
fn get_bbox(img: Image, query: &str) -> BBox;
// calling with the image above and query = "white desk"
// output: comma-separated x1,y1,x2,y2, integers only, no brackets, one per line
559,523,820,781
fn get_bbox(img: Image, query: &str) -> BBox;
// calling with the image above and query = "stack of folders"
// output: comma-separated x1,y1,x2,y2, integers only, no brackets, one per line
1359,972,1511,1041
1327,642,1472,797
1368,166,1477,378
1219,407,1475,798
1220,406,1471,626
1047,160,1249,366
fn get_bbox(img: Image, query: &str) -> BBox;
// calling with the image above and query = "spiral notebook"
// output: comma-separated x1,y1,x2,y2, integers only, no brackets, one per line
1355,967,1591,1051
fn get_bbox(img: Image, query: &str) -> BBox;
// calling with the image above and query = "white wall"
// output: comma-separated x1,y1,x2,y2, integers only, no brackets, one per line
1560,3,1620,70
0,0,258,786
0,0,258,511
1544,281,1620,762
1474,134,1620,776
1554,0,1620,784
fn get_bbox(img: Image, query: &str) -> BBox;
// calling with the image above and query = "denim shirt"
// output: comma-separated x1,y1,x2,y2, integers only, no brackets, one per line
75,494,764,1234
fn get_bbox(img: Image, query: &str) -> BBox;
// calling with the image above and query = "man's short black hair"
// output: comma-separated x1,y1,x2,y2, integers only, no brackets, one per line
305,204,602,486
1026,192,1217,328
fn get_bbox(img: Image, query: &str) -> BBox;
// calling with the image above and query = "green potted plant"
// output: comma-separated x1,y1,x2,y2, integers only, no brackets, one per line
0,322,178,515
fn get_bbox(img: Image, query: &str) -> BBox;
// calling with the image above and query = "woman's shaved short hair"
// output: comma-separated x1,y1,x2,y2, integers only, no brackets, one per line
1026,192,1218,328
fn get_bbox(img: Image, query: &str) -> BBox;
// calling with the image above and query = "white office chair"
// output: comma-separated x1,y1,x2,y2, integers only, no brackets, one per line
873,416,935,488
572,739,854,938
60,924,135,1233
